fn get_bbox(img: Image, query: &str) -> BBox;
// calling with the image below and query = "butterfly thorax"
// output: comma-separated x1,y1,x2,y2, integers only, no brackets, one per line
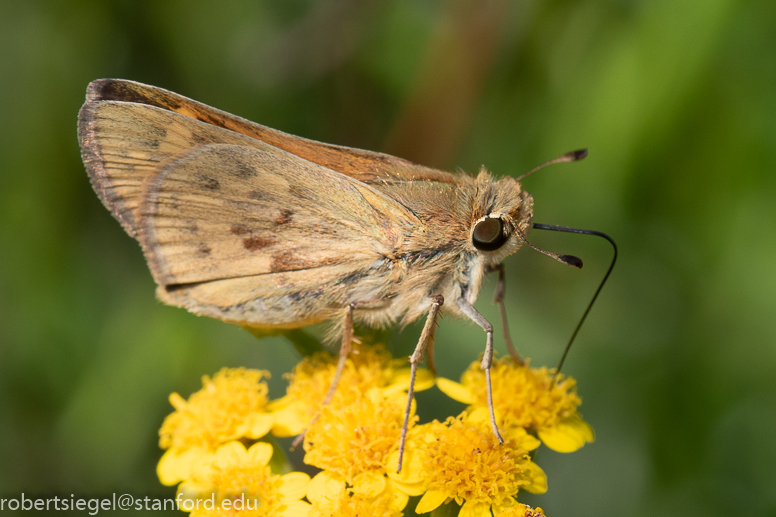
357,169,534,327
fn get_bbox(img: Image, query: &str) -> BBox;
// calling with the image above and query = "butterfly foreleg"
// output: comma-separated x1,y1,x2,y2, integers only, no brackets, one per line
397,294,444,473
456,297,505,445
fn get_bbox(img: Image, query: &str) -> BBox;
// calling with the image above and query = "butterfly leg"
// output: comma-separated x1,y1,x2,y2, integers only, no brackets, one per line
323,303,355,405
456,298,505,445
398,295,444,473
292,303,355,449
425,320,438,377
487,263,524,364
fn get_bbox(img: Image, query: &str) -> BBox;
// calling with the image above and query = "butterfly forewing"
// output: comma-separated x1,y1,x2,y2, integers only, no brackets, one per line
83,79,463,188
78,101,280,236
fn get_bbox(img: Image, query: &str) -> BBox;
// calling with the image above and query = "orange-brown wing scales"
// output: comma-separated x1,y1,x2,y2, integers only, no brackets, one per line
85,79,464,187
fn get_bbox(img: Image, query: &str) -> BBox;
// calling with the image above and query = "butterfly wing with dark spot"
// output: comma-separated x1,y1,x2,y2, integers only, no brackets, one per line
138,143,421,328
78,99,273,237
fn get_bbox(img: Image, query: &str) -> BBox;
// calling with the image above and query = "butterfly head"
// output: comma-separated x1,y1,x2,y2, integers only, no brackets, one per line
468,172,533,266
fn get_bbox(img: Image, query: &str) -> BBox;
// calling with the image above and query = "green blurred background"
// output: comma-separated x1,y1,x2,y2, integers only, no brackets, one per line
1,0,775,515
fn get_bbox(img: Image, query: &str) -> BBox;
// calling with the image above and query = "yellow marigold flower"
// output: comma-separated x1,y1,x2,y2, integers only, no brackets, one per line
303,388,424,501
495,503,547,517
403,409,546,517
436,357,594,453
158,368,274,485
307,471,407,517
177,441,310,517
269,343,432,438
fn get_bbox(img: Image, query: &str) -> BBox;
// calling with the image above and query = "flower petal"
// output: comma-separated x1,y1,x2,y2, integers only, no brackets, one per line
245,441,273,466
157,446,208,486
168,392,187,410
177,477,213,503
493,503,545,517
467,407,491,425
388,368,435,395
246,412,274,439
491,497,518,516
390,478,426,497
307,471,344,505
351,471,386,497
266,394,292,411
387,449,423,484
277,500,312,517
460,500,491,517
270,403,309,437
522,462,548,495
414,368,436,390
215,440,247,463
390,487,410,512
436,377,476,404
415,489,448,514
570,416,595,442
537,416,593,452
517,432,541,451
278,472,311,501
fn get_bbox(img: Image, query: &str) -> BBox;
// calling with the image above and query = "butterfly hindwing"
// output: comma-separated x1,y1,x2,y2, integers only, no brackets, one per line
138,143,420,327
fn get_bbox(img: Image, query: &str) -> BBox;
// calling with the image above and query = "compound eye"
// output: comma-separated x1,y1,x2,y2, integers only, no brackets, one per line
472,217,508,251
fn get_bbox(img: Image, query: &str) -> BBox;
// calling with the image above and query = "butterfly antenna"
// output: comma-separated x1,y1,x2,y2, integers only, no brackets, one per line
516,149,588,181
532,223,618,382
514,228,583,269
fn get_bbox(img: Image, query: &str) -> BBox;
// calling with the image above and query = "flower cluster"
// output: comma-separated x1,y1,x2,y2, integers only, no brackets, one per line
157,343,591,516
437,357,594,453
157,368,275,486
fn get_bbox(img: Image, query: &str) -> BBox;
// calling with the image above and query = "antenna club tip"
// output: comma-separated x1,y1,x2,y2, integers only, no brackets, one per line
571,149,588,161
561,255,584,269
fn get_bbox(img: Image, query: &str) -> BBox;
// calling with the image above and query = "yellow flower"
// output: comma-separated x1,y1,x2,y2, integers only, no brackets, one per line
270,343,432,438
158,368,274,485
436,357,594,453
303,388,424,501
307,471,407,517
404,409,546,517
177,441,310,517
495,503,547,517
